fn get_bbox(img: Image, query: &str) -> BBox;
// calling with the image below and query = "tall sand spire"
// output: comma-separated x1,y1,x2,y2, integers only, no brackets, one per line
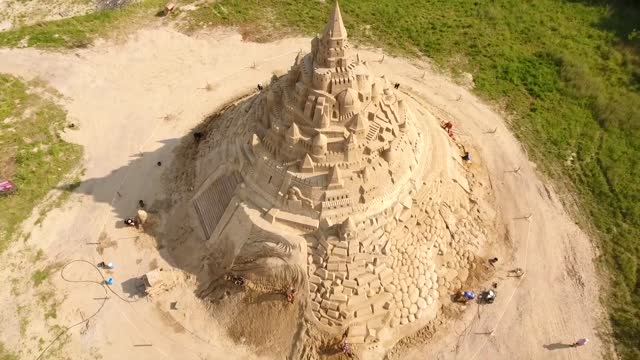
323,1,347,40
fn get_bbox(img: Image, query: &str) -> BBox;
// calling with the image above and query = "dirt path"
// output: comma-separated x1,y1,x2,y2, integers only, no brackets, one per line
0,27,606,359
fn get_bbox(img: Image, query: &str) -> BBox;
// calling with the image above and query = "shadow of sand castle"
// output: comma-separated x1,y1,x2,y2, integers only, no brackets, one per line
65,134,201,273
65,93,262,281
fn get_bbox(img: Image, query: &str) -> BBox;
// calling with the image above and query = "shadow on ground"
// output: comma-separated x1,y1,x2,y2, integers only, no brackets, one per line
543,342,574,351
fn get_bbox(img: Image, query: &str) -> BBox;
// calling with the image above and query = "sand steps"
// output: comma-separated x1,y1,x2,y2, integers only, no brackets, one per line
193,174,241,239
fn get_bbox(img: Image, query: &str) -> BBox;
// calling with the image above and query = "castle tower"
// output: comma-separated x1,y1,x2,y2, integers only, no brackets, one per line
286,122,301,144
327,165,344,189
312,133,328,159
300,153,315,173
339,216,357,240
316,1,348,68
345,133,358,162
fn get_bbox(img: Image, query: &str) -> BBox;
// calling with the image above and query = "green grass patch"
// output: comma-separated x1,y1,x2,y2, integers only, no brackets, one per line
0,0,166,48
31,269,49,287
0,74,83,252
0,342,18,360
182,0,640,357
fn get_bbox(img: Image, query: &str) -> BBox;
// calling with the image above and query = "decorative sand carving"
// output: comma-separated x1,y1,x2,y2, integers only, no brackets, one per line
182,3,492,356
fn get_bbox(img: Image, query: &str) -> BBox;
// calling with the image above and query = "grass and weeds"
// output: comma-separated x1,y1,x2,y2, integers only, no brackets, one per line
16,305,29,337
38,288,59,321
31,269,50,287
0,342,18,360
0,0,167,48
0,74,82,252
34,175,83,226
182,0,640,357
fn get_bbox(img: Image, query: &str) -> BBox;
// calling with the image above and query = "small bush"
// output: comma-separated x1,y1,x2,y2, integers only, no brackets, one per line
31,269,50,287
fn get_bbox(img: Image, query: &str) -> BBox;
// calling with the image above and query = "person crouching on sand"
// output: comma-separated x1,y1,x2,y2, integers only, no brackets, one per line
571,338,588,347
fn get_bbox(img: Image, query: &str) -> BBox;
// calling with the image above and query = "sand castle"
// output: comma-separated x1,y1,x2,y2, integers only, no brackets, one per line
187,2,489,351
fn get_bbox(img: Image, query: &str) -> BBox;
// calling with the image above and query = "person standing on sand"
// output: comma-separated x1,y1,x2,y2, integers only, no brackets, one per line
571,338,589,347
286,287,296,303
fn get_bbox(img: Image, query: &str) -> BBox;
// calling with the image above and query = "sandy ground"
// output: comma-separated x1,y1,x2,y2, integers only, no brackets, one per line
0,27,607,359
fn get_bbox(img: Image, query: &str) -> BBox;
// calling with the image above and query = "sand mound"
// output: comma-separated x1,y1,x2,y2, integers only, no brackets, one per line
151,6,499,358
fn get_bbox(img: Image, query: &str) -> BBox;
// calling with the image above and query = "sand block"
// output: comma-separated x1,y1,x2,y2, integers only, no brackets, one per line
353,253,373,262
333,247,348,257
344,288,353,296
342,279,358,289
316,268,330,280
379,268,394,283
348,240,359,254
322,280,333,289
327,256,348,264
330,293,348,303
327,309,340,320
340,310,350,319
309,275,322,285
311,301,320,311
370,279,381,289
374,263,387,274
321,300,339,311
335,241,348,249
347,268,365,280
353,259,366,267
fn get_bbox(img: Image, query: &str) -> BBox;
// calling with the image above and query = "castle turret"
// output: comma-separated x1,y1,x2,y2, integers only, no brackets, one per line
286,122,301,144
300,153,315,173
327,165,344,189
336,88,361,117
312,133,328,158
340,216,357,240
345,133,358,162
371,81,381,103
312,68,332,92
349,113,368,136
